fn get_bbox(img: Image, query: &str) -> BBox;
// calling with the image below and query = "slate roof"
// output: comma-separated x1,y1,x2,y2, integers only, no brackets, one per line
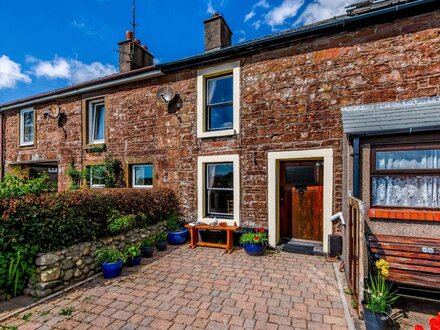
341,97,440,136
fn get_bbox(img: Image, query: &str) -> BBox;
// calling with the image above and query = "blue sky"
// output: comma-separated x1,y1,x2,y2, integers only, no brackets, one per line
0,0,354,104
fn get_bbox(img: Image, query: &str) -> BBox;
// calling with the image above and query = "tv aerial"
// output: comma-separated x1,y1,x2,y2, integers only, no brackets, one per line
156,86,176,103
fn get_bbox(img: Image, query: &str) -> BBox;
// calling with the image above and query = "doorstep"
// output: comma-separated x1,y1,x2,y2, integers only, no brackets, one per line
280,239,324,256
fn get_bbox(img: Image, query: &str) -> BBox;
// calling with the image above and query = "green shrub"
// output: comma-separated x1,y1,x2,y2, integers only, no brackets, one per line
96,246,124,264
0,173,51,199
0,188,178,252
108,212,137,235
141,237,155,247
0,244,38,297
123,244,141,259
165,213,182,232
155,231,168,242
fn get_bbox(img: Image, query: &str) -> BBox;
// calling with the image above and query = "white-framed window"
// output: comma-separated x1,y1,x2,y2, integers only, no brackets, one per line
132,164,153,188
198,154,240,225
19,108,35,146
90,165,106,188
88,100,105,144
197,61,240,138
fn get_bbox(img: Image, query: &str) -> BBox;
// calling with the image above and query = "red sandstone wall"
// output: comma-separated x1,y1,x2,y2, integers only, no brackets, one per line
3,10,440,227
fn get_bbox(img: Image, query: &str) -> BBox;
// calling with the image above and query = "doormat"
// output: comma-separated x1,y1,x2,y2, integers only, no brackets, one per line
282,243,315,255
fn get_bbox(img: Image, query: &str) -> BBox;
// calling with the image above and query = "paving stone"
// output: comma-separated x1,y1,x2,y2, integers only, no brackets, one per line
0,248,348,329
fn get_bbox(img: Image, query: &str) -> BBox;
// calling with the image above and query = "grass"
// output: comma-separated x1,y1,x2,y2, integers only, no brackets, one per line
59,307,74,316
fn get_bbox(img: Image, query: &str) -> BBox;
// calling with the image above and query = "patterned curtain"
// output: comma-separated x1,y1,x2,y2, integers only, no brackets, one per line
372,149,440,208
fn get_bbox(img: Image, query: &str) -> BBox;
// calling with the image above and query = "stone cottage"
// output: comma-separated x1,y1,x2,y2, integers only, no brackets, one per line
0,0,439,265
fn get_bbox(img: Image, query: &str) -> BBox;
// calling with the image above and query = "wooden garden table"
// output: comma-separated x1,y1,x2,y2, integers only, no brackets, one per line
184,224,240,253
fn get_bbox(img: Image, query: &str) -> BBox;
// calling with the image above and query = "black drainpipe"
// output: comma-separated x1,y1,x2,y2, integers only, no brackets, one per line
352,136,360,199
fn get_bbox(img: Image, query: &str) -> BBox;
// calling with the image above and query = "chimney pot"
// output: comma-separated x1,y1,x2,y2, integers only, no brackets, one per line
118,36,154,72
203,14,232,52
126,31,133,41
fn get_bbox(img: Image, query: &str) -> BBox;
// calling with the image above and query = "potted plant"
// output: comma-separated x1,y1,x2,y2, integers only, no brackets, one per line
96,246,124,279
155,231,168,251
140,237,155,258
240,228,268,256
363,259,399,330
123,244,142,267
166,213,188,245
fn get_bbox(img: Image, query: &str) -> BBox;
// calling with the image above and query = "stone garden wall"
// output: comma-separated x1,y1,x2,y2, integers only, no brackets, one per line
23,223,165,299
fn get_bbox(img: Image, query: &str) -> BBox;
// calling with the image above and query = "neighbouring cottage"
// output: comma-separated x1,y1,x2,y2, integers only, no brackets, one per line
0,0,439,275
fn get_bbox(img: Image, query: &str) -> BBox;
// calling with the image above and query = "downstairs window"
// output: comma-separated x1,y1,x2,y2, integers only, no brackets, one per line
371,145,440,209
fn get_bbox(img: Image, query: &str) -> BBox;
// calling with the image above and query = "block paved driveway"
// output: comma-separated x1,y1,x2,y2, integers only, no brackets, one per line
3,246,348,330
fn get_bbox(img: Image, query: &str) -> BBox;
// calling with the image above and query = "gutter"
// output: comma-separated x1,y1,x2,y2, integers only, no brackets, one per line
347,125,440,138
0,69,163,112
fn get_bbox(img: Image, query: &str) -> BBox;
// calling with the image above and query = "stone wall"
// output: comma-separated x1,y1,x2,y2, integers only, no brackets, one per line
3,10,440,229
23,223,164,299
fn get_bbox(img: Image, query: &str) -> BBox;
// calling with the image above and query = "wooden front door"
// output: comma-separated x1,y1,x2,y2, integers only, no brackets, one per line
280,161,323,242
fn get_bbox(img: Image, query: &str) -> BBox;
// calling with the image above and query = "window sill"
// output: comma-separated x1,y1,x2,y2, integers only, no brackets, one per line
19,144,35,149
368,208,440,221
197,129,236,139
83,144,107,153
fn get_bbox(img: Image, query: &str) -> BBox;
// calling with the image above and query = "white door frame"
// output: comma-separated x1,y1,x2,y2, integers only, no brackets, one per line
267,149,334,253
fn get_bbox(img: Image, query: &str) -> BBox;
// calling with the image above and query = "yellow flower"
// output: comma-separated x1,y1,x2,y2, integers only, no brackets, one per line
381,268,389,277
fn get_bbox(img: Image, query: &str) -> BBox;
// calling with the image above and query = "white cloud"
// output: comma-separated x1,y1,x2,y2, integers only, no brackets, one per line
296,0,357,26
71,20,85,28
0,55,31,89
254,0,270,8
28,56,116,84
252,20,262,30
207,1,216,15
244,10,256,22
236,30,246,43
265,0,304,27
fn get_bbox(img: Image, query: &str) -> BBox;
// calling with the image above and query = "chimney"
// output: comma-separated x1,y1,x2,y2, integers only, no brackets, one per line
203,14,232,52
118,31,154,72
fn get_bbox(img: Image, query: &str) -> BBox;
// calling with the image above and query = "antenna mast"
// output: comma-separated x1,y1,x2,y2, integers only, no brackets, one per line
130,0,137,40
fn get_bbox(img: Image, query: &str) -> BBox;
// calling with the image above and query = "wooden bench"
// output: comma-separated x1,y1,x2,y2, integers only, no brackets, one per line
367,234,440,289
184,224,239,253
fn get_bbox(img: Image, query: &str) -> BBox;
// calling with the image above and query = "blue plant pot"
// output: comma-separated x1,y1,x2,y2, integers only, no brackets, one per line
156,240,168,251
141,246,154,258
101,260,123,279
125,255,142,267
363,305,390,330
243,243,266,256
167,228,189,245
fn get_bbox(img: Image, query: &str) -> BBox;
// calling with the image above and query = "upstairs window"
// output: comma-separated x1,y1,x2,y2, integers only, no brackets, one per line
88,100,105,144
371,145,440,209
206,74,233,131
197,62,240,138
132,164,153,188
19,108,35,146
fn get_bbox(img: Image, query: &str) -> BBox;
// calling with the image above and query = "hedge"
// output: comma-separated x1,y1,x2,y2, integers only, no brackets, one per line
0,188,178,253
